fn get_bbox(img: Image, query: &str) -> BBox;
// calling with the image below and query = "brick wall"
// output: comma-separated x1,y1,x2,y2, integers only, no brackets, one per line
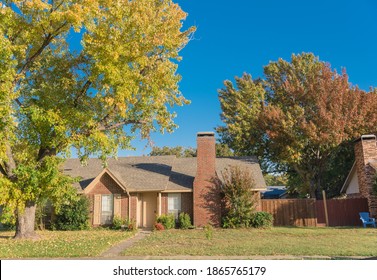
354,136,377,218
161,193,168,214
160,192,193,222
130,194,138,222
86,172,129,224
181,192,193,219
193,132,221,227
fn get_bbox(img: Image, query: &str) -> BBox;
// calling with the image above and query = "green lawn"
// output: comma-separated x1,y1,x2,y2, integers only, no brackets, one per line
123,227,377,257
0,229,135,259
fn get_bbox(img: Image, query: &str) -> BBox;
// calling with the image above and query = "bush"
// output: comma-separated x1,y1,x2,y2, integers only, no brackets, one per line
154,222,165,231
125,218,136,231
112,216,136,231
250,212,273,228
156,214,175,229
112,215,123,230
178,212,192,229
0,206,15,230
218,165,257,228
204,224,213,240
222,216,239,229
53,196,90,230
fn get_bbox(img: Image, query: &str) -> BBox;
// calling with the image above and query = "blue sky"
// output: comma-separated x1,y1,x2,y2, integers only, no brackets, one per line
120,0,377,156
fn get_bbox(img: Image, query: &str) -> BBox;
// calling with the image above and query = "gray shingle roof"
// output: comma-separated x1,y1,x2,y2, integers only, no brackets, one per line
63,155,266,193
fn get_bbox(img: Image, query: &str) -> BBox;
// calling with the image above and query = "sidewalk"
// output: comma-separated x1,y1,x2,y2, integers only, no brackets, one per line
99,230,151,258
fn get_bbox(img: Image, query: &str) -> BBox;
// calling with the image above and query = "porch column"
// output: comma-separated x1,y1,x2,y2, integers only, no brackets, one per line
157,192,162,216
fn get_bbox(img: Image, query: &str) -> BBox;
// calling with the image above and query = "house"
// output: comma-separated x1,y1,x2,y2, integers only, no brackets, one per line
340,134,377,218
64,132,266,228
261,186,288,199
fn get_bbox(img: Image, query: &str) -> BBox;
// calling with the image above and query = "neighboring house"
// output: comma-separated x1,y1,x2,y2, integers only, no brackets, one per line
340,134,377,218
64,132,266,228
261,186,288,199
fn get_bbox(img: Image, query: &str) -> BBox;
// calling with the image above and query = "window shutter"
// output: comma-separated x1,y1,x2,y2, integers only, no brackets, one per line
93,195,101,225
114,194,122,217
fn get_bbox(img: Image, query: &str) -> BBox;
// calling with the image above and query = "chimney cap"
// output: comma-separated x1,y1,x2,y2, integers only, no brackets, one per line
197,131,215,137
354,134,376,143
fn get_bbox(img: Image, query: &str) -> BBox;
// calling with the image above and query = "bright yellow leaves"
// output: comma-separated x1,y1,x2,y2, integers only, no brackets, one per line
1,0,194,231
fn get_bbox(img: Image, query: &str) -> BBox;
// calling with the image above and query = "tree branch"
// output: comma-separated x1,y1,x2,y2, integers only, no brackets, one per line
4,143,17,181
98,119,146,132
37,147,57,162
16,21,68,79
0,162,8,177
74,80,92,107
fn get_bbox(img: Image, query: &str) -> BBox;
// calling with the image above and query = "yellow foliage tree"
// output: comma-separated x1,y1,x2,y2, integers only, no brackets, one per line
0,0,195,239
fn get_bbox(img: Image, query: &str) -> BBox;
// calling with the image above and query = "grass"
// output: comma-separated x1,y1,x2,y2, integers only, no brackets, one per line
122,227,377,257
0,229,135,259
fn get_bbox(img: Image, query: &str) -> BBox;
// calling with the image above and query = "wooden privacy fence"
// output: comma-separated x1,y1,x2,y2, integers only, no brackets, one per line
261,197,369,227
261,199,317,227
316,198,369,227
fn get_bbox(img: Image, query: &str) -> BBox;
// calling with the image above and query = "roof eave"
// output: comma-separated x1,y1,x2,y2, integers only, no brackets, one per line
340,161,356,194
83,168,129,195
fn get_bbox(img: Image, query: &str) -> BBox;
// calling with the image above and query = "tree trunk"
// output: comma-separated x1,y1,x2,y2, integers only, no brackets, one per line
309,179,317,198
14,201,39,240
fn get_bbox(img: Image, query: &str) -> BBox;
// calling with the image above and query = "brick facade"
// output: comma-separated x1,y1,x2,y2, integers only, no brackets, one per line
193,132,222,227
160,192,193,221
354,135,377,218
87,173,129,225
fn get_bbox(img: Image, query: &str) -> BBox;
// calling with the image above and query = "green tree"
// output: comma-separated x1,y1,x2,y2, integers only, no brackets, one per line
217,53,377,198
149,143,233,158
0,0,194,239
149,146,196,157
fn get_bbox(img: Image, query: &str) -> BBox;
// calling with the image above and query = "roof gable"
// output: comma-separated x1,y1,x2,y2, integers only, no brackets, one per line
84,168,128,194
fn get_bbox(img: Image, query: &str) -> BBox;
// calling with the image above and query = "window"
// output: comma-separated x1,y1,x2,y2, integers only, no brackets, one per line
168,193,181,219
101,194,114,225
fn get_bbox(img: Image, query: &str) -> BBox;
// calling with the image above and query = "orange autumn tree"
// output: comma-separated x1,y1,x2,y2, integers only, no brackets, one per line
218,53,377,198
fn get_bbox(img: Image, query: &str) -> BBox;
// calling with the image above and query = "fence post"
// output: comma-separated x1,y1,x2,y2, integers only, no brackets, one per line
322,190,329,226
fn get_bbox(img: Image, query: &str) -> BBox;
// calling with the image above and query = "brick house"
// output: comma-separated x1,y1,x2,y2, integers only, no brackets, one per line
64,132,266,228
341,134,377,218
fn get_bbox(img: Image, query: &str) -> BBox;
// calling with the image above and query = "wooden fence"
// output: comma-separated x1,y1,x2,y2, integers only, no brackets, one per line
261,199,317,227
316,197,369,226
261,197,369,227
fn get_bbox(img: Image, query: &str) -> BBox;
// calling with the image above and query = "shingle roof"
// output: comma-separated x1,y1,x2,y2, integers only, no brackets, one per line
63,155,266,193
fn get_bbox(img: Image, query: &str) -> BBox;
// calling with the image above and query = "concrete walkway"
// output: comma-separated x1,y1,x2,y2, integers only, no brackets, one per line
100,230,151,258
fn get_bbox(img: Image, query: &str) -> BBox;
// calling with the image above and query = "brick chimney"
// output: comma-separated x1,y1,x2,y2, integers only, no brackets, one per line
193,132,221,227
354,135,377,217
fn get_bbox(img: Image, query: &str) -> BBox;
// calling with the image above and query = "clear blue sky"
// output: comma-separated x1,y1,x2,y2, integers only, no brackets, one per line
119,0,377,156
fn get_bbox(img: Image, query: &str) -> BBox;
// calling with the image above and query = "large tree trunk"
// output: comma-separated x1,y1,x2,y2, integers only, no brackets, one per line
14,201,39,240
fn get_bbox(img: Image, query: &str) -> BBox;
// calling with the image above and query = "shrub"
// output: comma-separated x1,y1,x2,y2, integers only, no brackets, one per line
218,165,257,228
124,218,136,231
53,196,90,230
178,212,192,229
112,215,123,230
221,216,239,229
156,214,175,229
204,224,213,240
112,216,136,231
154,222,165,231
0,206,15,230
250,212,273,228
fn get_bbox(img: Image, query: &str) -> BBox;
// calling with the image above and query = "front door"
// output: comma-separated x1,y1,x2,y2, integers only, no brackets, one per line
140,192,157,228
